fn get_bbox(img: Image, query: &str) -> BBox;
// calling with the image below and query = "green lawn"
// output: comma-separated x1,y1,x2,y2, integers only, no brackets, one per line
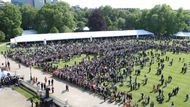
51,49,190,106
4,40,190,106
53,54,94,68
13,85,40,103
115,50,190,107
0,42,9,52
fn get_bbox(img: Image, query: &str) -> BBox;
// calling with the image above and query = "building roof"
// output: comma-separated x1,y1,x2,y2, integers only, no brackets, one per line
10,30,154,43
174,32,190,37
83,27,90,31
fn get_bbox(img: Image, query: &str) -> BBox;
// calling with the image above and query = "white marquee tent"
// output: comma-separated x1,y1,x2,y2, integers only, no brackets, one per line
10,30,154,44
174,32,190,37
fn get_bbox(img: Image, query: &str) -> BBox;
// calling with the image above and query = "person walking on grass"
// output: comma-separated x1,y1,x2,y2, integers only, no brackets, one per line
171,101,174,107
150,101,154,107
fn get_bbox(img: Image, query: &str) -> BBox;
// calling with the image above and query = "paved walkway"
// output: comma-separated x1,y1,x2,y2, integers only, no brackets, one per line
0,54,123,107
0,87,30,107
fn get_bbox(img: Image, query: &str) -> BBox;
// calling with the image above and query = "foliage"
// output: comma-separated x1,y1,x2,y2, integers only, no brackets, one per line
49,26,59,33
20,4,38,30
0,3,22,40
35,2,75,33
73,7,88,31
96,6,120,30
60,26,72,33
0,42,13,52
88,9,107,31
125,10,141,29
93,5,190,35
140,5,190,35
0,31,5,41
141,5,176,35
0,2,190,36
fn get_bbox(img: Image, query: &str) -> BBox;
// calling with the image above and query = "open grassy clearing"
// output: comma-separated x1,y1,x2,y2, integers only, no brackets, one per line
53,54,94,68
2,40,190,107
114,50,190,107
49,47,190,107
0,42,10,52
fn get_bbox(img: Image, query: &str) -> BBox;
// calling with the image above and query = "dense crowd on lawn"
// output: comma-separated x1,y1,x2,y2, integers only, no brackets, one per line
4,37,190,107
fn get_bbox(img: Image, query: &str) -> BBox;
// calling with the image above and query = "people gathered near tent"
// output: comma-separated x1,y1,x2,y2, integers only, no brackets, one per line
4,37,190,106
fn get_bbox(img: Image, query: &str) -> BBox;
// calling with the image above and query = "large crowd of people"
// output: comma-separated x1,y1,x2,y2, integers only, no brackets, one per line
4,37,190,107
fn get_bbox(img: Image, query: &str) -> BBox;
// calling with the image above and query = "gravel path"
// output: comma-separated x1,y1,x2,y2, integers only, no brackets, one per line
0,87,30,107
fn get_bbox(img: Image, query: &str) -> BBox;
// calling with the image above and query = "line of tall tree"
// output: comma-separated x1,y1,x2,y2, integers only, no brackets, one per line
0,2,190,42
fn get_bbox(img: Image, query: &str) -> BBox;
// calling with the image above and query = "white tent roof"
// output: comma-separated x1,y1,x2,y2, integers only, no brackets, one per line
83,27,90,31
10,30,154,43
174,32,190,37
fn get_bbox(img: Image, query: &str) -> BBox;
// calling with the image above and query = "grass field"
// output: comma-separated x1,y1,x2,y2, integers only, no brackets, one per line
51,48,190,106
0,42,9,52
13,85,40,103
114,50,190,107
2,40,190,107
53,54,94,68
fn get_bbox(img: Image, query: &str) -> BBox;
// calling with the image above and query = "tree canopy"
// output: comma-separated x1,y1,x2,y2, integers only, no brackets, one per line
0,2,190,40
90,4,190,35
20,4,38,30
49,26,59,33
88,9,107,31
73,7,88,31
35,2,75,33
0,4,23,40
0,31,5,42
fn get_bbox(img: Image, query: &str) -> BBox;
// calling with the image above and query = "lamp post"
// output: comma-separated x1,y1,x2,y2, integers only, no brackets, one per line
30,65,32,81
15,70,17,76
